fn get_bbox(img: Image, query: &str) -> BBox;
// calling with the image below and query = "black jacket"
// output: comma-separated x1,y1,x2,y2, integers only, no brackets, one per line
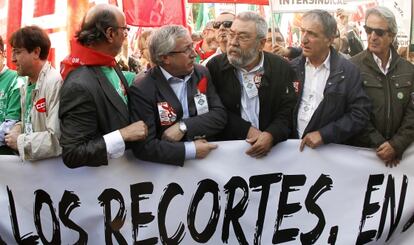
59,66,130,168
129,65,226,166
291,47,371,144
206,51,297,143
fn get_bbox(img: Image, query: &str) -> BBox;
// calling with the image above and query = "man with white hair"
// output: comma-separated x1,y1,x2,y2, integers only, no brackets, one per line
350,6,414,167
129,25,226,165
207,12,297,158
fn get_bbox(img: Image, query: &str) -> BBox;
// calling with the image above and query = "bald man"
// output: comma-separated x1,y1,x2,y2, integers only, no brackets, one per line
59,4,147,168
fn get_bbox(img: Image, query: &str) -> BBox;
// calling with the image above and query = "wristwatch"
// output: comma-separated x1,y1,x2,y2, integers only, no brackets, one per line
179,121,187,134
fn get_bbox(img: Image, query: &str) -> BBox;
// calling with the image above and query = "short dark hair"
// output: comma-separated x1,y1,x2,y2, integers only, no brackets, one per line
0,35,4,52
9,25,51,60
76,8,118,45
303,9,337,39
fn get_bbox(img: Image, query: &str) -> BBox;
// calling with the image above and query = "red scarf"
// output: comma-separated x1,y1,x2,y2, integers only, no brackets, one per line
195,40,216,61
60,39,117,80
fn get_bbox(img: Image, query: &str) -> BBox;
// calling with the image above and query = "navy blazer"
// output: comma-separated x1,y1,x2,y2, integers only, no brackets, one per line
129,64,226,166
291,47,371,144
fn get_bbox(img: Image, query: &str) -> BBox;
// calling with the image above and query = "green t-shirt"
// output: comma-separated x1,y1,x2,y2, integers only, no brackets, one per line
0,69,22,122
100,67,136,104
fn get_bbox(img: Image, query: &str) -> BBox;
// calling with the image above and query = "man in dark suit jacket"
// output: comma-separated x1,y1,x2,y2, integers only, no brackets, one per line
129,25,226,166
59,4,147,168
291,10,370,151
207,12,297,158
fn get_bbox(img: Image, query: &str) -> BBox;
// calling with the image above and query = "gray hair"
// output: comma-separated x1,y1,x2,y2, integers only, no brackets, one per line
365,6,397,35
302,9,337,39
148,25,189,66
235,12,267,39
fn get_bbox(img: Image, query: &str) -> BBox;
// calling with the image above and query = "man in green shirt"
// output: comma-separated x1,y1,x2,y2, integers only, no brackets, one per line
0,36,22,155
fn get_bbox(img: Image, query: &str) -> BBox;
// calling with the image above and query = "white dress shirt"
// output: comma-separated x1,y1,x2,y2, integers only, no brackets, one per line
236,52,265,129
373,51,392,75
160,67,196,159
297,52,331,138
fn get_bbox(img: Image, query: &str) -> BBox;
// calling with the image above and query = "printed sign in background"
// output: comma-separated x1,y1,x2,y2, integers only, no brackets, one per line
0,140,413,244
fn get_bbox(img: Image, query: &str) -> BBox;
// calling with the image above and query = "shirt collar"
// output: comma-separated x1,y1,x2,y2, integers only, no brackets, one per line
159,66,192,83
372,51,392,74
305,51,331,70
238,51,265,74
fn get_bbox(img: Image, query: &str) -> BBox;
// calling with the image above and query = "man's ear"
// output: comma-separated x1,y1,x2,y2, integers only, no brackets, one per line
327,36,335,48
32,47,41,59
258,38,266,51
161,55,170,65
105,27,115,43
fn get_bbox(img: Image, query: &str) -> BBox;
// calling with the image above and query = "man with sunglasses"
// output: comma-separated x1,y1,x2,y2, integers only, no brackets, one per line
201,12,235,65
207,12,297,158
59,4,148,168
350,6,414,167
129,25,226,165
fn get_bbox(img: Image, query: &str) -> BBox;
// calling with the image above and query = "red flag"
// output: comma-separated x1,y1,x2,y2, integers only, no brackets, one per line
33,0,55,17
6,0,22,69
188,0,268,5
123,0,186,27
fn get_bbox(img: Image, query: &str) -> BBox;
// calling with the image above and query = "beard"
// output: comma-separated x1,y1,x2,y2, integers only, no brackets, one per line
227,44,260,69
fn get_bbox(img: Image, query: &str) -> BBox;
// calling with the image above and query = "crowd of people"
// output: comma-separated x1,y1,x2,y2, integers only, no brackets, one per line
0,4,413,168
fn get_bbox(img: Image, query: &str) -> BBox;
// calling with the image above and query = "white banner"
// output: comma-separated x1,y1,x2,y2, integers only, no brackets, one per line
382,0,412,47
0,140,414,244
270,0,346,13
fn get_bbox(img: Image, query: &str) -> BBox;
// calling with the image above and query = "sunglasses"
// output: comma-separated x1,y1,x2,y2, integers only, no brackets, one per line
363,25,389,37
213,21,233,29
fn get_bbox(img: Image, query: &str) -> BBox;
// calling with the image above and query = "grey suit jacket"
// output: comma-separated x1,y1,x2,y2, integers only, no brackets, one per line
129,64,226,166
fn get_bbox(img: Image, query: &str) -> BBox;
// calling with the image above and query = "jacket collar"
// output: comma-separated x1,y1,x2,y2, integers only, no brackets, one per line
294,47,343,80
361,46,400,75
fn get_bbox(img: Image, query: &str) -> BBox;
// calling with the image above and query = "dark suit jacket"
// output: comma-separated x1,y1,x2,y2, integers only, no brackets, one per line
206,52,297,144
291,47,371,144
129,65,226,166
59,66,130,168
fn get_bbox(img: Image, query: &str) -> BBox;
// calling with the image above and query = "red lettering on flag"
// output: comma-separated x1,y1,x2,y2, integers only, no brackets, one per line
123,0,186,27
33,0,55,17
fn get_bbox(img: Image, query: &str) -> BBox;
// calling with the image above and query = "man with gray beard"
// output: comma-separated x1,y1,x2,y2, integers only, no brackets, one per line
207,12,297,158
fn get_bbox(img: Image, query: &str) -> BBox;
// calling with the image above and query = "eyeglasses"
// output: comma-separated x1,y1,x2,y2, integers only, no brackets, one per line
169,44,195,55
363,25,389,37
227,32,253,43
213,21,233,29
114,26,131,32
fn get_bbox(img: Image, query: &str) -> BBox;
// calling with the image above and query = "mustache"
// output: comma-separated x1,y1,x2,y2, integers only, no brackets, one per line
228,47,241,53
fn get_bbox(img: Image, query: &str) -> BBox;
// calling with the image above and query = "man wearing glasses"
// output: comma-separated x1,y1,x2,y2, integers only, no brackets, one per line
59,4,148,168
202,12,235,65
350,6,414,167
129,25,226,165
207,12,297,158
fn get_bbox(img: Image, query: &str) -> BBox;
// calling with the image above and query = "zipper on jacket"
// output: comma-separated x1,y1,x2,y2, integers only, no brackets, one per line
385,75,392,139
